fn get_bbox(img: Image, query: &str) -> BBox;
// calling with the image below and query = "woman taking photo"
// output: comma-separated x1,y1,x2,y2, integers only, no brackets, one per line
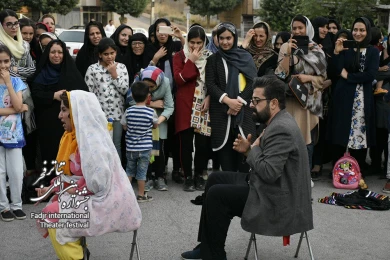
76,21,106,77
30,40,88,182
85,38,129,159
206,22,257,172
173,25,212,191
328,17,379,172
241,22,278,77
275,15,327,172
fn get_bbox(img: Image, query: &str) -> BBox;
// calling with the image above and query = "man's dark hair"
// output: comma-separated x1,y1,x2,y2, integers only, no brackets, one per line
131,81,150,103
252,75,286,110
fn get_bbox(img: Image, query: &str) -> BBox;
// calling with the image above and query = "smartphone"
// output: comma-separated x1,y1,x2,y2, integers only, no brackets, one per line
292,35,309,54
343,40,358,48
159,26,173,34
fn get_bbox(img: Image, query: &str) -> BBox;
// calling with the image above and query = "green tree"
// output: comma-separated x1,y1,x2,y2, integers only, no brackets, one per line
259,0,301,32
0,0,24,11
187,0,242,28
24,0,79,15
101,0,148,24
296,0,390,29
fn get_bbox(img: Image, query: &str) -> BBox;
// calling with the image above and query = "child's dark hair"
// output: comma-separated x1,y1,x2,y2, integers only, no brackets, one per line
131,82,150,103
97,37,117,54
19,18,36,31
0,44,12,59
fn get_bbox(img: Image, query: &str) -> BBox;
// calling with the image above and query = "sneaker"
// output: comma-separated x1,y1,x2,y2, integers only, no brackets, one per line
195,177,205,191
183,177,196,192
181,244,201,260
172,171,184,184
311,179,314,188
1,210,15,222
155,177,168,191
382,180,390,194
13,209,26,220
144,180,154,192
137,194,153,203
207,160,213,170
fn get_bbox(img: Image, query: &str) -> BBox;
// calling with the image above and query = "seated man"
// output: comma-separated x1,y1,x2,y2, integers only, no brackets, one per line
181,75,313,260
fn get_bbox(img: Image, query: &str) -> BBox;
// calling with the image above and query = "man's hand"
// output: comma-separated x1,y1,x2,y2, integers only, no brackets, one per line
233,134,252,156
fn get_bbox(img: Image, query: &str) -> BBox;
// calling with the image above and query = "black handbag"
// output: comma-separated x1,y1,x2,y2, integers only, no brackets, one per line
288,77,308,107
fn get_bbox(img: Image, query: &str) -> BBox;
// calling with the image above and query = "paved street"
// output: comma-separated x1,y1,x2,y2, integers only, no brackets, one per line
1,162,389,260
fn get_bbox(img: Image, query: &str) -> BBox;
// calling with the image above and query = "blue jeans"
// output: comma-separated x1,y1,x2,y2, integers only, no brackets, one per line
126,150,151,181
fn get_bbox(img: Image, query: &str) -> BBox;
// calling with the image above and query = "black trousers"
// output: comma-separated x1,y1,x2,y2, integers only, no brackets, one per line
178,128,210,178
197,171,250,260
370,128,389,175
164,115,180,171
216,128,250,173
147,139,166,179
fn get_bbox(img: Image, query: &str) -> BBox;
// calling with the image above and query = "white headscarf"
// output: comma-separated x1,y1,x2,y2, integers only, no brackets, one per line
0,22,24,59
55,90,142,244
290,15,315,42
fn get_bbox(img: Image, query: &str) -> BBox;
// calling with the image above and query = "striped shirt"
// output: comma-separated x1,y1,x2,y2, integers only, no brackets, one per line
122,105,157,151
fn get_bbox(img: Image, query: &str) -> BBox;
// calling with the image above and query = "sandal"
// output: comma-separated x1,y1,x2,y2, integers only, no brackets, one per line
374,88,388,95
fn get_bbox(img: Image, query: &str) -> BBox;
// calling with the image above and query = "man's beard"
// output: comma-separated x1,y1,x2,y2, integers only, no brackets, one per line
252,104,271,124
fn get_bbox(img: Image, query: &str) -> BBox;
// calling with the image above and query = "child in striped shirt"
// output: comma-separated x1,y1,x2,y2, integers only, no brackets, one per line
121,82,158,202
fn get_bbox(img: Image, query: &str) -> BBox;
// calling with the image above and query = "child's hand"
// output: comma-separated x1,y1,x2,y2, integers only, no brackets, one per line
107,61,118,79
21,104,29,112
0,69,11,84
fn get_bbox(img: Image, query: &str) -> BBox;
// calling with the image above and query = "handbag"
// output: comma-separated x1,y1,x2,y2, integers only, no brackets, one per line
288,77,308,107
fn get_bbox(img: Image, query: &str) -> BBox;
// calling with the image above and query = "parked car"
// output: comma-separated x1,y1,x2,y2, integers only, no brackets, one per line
58,29,112,60
69,25,85,29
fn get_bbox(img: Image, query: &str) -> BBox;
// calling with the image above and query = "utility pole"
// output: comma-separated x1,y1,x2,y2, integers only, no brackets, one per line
151,0,155,25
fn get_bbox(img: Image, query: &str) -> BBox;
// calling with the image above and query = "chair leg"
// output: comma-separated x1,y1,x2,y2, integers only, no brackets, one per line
294,232,314,260
244,233,258,260
129,230,141,260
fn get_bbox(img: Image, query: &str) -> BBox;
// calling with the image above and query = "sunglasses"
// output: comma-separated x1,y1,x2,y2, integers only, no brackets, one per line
4,21,19,29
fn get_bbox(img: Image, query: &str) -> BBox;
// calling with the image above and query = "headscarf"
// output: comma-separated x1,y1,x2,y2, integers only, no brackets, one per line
245,22,277,70
53,90,142,244
110,24,133,65
55,92,77,176
274,31,291,53
334,29,352,41
328,19,341,31
135,66,165,90
148,24,155,44
29,40,88,91
0,18,24,59
75,21,106,77
128,33,149,81
312,17,334,57
206,24,220,54
216,22,257,127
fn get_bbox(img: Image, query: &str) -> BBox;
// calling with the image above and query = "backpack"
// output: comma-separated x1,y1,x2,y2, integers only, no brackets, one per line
332,152,361,189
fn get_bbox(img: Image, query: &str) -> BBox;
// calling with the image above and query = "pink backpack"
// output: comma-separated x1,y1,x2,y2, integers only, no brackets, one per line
332,152,361,189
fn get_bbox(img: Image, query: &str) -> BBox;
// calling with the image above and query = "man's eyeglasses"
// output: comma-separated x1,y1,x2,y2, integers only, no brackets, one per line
4,21,19,29
250,97,269,105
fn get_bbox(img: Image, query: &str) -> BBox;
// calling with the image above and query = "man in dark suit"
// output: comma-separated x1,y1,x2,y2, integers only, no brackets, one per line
181,75,313,260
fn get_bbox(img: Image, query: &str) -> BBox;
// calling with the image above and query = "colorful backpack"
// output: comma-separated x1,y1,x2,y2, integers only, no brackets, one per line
332,152,361,189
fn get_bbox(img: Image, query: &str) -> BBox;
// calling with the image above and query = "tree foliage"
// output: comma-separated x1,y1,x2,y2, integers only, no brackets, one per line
23,0,79,15
101,0,148,19
259,0,300,32
260,0,390,32
187,0,242,17
0,0,24,11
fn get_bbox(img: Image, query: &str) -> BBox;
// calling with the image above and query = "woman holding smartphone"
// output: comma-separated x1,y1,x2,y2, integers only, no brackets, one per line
327,17,379,172
275,15,327,174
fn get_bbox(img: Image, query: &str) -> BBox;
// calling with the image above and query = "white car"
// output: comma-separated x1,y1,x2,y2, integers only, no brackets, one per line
58,29,113,59
132,28,148,38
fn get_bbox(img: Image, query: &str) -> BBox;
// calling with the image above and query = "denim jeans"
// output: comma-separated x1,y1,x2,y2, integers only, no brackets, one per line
0,147,23,212
126,150,151,180
113,120,123,159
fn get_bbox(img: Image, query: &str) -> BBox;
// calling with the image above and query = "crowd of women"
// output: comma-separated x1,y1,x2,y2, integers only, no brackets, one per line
0,6,390,258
